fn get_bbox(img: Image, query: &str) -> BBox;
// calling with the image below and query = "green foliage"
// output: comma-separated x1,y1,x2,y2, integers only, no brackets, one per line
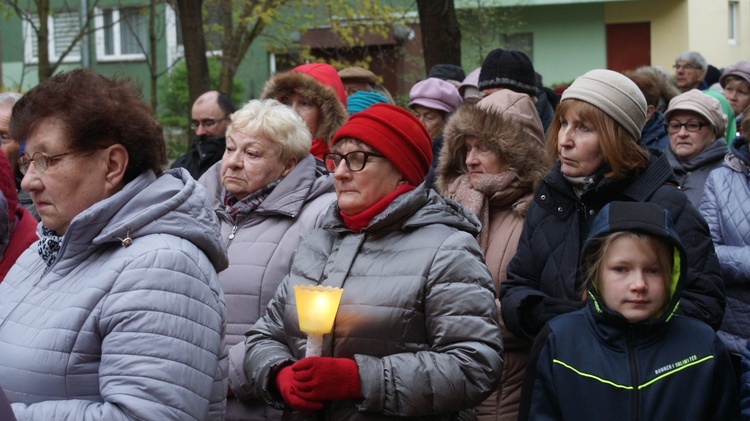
456,1,525,67
157,57,245,130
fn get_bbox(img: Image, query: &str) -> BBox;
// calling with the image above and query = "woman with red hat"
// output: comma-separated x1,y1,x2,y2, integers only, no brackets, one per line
261,63,348,159
244,103,503,419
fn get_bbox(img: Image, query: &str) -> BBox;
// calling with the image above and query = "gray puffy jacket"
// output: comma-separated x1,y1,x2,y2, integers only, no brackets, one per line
199,155,336,420
700,136,750,354
0,169,228,420
244,185,504,420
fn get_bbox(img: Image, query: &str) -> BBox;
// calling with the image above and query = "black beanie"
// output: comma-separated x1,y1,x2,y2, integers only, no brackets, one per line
428,64,466,83
478,48,538,97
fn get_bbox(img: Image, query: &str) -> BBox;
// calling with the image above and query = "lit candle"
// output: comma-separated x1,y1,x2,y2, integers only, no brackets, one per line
293,285,344,357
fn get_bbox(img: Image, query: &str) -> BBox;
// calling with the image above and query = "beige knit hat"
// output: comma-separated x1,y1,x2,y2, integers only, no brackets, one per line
664,89,727,137
561,69,647,140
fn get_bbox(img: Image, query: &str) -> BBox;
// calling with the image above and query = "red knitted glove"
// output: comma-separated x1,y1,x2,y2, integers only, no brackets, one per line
292,357,362,401
275,365,322,412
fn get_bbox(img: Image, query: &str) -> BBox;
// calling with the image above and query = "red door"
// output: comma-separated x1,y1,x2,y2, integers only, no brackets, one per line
606,22,651,72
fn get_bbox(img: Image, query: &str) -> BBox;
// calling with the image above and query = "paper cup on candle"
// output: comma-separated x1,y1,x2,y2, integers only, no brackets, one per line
294,285,344,356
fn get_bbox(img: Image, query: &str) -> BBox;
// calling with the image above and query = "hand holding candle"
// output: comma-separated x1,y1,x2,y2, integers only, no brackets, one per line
294,285,344,357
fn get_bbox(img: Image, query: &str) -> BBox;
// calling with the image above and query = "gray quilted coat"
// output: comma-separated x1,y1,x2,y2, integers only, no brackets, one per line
199,155,336,420
700,136,750,354
244,185,504,420
666,137,728,207
0,169,228,420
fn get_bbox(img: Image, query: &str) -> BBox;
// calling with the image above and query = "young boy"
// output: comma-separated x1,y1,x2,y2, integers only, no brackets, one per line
518,201,738,420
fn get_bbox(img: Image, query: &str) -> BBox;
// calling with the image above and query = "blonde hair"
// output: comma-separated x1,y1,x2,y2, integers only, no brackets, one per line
548,99,649,179
227,99,312,162
585,231,673,304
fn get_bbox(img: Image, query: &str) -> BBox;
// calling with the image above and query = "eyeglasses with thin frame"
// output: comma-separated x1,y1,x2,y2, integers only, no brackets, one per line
189,114,229,130
667,121,706,134
672,63,698,71
18,150,96,175
323,150,386,173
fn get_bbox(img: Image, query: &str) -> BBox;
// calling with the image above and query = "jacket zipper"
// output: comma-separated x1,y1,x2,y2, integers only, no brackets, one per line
628,329,639,421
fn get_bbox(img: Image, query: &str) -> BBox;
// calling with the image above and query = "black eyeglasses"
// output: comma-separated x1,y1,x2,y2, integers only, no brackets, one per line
323,151,386,172
18,150,96,175
189,114,229,130
667,121,706,134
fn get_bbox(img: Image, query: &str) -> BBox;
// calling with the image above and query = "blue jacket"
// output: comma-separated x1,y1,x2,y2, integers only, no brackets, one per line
520,201,738,421
700,135,750,354
640,111,670,151
501,151,725,339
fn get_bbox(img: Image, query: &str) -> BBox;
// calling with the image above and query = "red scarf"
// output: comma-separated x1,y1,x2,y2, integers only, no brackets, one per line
310,139,330,160
340,184,415,232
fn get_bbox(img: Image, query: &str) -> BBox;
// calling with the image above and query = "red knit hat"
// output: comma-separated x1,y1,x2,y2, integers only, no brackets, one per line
0,154,17,223
332,103,432,186
292,63,347,106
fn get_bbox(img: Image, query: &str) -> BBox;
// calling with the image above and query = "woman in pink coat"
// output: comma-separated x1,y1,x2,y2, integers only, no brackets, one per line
437,90,551,421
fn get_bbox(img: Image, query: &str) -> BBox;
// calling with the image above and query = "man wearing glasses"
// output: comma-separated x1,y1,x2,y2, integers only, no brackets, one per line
171,90,235,179
673,51,709,93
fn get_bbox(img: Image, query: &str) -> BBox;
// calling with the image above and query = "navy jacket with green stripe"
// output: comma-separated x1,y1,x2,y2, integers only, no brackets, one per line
519,202,738,420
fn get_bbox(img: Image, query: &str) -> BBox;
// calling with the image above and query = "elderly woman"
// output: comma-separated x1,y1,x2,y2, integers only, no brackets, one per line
664,89,728,207
244,103,503,419
198,99,336,420
721,61,750,136
700,116,750,378
408,77,462,188
437,90,551,421
261,63,348,159
0,69,227,420
500,69,725,343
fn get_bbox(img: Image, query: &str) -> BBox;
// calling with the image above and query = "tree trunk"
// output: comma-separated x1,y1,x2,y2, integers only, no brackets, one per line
174,0,209,143
149,0,158,110
37,0,52,81
415,0,461,77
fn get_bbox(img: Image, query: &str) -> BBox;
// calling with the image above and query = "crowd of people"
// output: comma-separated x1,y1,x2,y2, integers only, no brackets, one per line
0,47,747,420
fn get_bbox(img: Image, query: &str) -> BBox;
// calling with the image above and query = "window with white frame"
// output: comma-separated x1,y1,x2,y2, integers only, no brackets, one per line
729,1,739,44
95,7,147,61
23,11,82,64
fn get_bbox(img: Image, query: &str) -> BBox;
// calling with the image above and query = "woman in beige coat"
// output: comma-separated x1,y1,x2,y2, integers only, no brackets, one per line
437,90,551,421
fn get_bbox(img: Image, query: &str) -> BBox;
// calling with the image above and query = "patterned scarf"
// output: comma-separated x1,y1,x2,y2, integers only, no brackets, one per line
222,178,282,223
563,173,602,198
447,172,528,251
38,227,63,268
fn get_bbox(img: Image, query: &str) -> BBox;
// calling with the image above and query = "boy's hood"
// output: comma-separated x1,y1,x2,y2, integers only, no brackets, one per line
582,201,687,328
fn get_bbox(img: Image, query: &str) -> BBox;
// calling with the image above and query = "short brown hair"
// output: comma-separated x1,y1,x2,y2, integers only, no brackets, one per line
548,99,649,179
10,69,166,183
623,71,660,108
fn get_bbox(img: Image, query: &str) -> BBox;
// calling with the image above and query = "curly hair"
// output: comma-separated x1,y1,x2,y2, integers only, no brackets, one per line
10,69,166,183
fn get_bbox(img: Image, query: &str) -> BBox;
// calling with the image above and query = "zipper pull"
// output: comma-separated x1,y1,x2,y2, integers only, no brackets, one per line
228,224,239,240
